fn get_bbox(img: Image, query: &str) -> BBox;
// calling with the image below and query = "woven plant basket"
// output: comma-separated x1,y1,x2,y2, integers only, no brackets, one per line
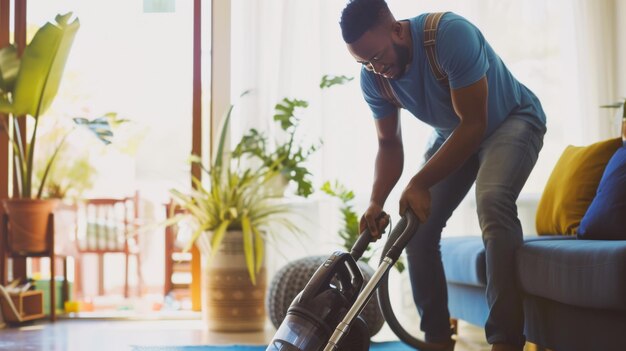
196,230,266,332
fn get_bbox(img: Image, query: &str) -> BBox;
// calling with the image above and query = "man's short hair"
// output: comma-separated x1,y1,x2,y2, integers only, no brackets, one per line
340,0,392,44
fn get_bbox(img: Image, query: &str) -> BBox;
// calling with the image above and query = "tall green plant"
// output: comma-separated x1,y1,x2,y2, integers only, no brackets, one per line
0,13,110,199
169,97,300,285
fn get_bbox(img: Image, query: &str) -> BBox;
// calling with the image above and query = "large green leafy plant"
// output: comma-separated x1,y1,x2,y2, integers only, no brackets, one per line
233,75,354,198
0,13,111,199
233,98,320,197
169,99,299,285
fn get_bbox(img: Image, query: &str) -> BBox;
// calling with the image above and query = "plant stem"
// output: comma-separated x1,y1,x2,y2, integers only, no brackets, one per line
285,127,295,166
0,116,25,196
37,128,72,198
25,114,41,198
11,117,27,176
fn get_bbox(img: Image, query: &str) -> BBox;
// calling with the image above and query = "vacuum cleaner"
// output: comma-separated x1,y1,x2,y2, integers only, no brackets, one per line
266,211,454,351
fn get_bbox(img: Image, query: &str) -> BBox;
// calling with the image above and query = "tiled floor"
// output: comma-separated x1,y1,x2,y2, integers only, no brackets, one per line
0,317,545,351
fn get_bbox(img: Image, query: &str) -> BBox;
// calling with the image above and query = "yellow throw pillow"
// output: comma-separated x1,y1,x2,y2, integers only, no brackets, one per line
536,138,623,235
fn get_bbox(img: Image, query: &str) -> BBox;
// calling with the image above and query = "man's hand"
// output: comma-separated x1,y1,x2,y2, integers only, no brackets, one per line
360,202,390,240
399,180,431,223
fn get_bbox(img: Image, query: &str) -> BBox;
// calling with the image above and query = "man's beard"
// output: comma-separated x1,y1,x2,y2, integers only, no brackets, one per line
392,42,411,78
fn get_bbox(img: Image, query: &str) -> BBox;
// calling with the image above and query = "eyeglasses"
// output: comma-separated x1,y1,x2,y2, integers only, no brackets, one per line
358,45,389,73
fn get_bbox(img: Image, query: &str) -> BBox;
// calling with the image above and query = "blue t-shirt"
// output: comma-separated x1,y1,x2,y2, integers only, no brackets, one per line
360,12,546,140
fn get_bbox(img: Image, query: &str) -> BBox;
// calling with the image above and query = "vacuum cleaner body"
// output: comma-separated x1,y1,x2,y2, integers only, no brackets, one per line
267,251,369,351
267,211,453,351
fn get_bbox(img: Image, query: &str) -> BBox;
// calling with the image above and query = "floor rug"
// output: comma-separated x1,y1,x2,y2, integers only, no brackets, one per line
132,341,414,351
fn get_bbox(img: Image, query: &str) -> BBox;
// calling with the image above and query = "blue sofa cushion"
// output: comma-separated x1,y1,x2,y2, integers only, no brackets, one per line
578,144,626,240
440,236,572,287
517,239,626,310
440,237,486,286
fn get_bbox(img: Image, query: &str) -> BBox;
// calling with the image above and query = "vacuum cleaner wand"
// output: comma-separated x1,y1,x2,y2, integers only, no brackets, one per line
323,211,419,351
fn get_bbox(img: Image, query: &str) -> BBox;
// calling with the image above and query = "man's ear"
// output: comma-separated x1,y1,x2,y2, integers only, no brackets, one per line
391,21,405,42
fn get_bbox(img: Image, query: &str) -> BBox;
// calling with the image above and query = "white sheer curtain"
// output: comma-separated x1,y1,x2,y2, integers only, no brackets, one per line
619,1,626,96
571,0,619,139
230,0,621,239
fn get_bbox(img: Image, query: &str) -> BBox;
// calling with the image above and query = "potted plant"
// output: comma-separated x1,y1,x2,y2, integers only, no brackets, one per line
0,13,110,254
168,99,300,332
232,75,354,198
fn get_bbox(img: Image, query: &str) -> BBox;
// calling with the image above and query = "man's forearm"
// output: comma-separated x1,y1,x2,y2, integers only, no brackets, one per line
370,141,404,206
411,120,485,189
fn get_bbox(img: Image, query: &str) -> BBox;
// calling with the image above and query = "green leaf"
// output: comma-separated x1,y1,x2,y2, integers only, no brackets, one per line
73,116,114,145
214,90,251,170
600,103,623,109
252,227,264,274
242,214,256,285
214,104,234,170
209,220,230,258
11,13,79,117
0,95,12,112
394,259,405,273
319,74,354,89
0,45,20,93
273,98,308,130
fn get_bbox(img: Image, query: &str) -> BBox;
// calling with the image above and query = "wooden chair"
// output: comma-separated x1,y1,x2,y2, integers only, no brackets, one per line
75,193,142,298
163,201,200,310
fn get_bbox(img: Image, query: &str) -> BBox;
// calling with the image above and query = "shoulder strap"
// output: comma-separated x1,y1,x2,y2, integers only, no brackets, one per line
374,74,403,108
423,12,449,84
373,12,448,109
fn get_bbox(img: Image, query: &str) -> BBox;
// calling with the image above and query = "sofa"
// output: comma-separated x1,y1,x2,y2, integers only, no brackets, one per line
439,137,626,351
441,236,626,351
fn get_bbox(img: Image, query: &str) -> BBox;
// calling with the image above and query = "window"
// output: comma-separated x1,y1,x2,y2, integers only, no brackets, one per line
27,0,208,296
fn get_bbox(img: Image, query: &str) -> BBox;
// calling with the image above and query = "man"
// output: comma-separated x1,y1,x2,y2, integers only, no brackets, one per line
340,1,546,351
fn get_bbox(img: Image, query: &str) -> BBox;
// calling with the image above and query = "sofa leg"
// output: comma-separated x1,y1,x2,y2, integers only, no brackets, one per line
450,318,458,335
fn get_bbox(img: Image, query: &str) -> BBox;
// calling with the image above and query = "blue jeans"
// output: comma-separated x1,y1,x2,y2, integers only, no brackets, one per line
405,116,545,347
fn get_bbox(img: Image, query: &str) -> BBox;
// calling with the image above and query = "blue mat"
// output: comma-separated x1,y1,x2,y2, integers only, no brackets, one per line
132,341,413,350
